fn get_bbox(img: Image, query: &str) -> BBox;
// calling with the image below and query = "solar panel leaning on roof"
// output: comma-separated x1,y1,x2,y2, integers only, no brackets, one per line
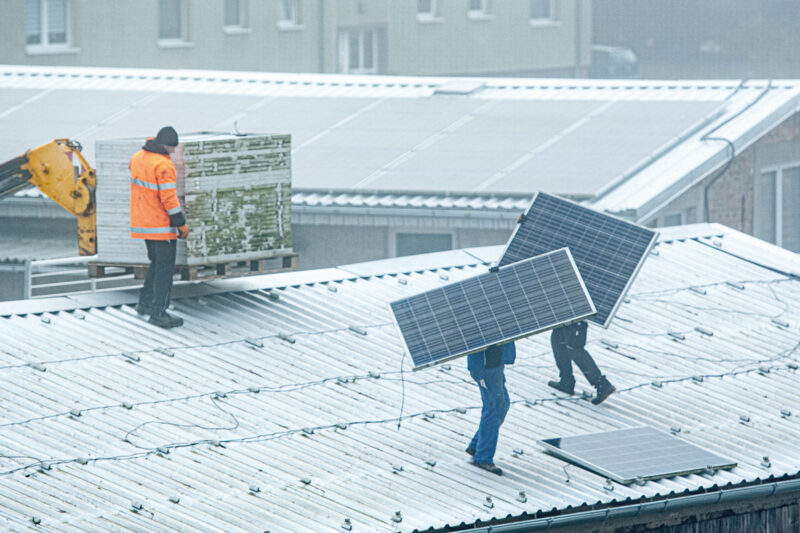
499,192,658,328
390,248,596,370
539,426,737,484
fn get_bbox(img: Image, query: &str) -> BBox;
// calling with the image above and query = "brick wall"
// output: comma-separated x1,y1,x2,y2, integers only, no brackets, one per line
704,112,800,235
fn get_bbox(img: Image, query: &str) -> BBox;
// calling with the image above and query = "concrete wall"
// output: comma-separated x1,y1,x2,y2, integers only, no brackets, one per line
0,269,25,301
292,220,512,270
0,0,589,77
292,223,388,270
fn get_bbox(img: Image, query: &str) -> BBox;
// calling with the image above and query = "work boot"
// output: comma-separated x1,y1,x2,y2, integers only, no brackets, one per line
465,447,476,457
472,462,503,476
148,311,184,329
547,378,575,395
135,303,150,316
592,377,616,405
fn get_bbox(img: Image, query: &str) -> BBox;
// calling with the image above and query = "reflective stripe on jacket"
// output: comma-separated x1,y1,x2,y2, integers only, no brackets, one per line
129,147,183,240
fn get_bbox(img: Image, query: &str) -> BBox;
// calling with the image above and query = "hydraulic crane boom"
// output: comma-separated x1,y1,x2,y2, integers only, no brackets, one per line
0,139,97,255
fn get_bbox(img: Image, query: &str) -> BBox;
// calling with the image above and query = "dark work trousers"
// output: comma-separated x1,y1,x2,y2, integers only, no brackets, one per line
551,323,602,386
139,239,177,316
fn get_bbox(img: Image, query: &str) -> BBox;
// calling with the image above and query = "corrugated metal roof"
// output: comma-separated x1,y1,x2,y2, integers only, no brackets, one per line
1,223,799,532
5,65,797,215
292,190,532,211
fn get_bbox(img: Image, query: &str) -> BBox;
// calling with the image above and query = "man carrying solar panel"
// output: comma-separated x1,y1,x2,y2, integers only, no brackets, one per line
548,321,616,404
465,341,516,475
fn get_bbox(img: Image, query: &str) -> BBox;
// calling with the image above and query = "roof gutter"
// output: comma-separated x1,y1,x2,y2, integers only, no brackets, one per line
453,477,800,533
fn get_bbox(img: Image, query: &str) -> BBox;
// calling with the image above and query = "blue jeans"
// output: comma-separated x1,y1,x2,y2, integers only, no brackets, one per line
468,366,510,464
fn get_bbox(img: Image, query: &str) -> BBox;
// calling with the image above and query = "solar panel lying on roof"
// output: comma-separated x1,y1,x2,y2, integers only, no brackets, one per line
540,426,737,484
391,248,596,370
499,192,657,327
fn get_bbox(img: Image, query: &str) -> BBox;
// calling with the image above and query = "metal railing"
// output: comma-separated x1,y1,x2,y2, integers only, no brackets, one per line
23,255,140,299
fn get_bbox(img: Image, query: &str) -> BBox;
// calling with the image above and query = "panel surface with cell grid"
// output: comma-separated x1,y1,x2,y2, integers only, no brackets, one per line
499,192,657,327
391,248,595,369
540,426,737,484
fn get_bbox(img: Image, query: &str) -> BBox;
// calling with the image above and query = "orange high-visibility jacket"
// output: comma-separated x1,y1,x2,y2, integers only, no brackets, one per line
129,144,184,240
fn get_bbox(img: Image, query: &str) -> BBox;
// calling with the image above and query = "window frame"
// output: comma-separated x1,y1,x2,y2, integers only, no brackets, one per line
467,0,493,20
416,0,443,23
755,161,800,250
25,0,79,56
223,0,251,35
158,0,193,48
277,0,304,31
338,29,380,74
529,0,559,27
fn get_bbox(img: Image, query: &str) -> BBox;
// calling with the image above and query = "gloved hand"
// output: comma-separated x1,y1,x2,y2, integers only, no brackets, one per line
177,224,189,239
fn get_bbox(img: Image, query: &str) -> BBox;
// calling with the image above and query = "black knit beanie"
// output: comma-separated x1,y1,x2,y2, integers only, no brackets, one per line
155,126,179,146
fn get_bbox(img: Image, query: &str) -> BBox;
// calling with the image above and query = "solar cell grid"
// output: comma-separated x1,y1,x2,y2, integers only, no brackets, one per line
540,427,736,483
391,248,596,369
499,192,657,327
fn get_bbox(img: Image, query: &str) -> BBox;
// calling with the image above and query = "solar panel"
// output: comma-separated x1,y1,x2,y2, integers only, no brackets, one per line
540,426,737,484
499,192,657,327
391,248,596,370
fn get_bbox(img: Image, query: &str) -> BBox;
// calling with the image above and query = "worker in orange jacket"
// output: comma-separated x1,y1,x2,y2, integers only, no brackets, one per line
130,126,188,328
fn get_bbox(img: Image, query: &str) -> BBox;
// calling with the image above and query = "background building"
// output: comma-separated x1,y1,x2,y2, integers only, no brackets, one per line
593,0,800,79
0,0,591,77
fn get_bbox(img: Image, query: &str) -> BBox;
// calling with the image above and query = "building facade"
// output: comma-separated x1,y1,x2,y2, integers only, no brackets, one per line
637,112,800,253
0,0,591,77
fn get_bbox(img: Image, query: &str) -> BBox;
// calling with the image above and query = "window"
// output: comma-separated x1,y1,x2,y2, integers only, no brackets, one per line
224,0,247,30
277,0,302,29
25,0,72,50
662,212,683,227
754,170,777,244
159,0,189,43
417,0,442,20
396,233,453,257
529,0,555,22
781,166,800,252
754,164,800,252
338,29,381,74
467,0,492,19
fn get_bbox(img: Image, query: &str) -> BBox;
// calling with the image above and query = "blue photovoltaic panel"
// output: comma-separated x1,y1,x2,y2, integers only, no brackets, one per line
499,192,657,327
540,426,737,484
391,248,596,369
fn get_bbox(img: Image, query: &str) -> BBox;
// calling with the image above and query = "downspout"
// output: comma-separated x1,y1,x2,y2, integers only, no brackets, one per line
317,0,325,72
702,79,773,222
573,0,583,78
454,477,800,533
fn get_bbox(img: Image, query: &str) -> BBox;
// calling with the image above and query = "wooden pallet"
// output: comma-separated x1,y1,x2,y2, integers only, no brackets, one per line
88,253,299,281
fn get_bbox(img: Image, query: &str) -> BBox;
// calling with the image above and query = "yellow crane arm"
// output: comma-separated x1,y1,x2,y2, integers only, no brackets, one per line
0,139,97,255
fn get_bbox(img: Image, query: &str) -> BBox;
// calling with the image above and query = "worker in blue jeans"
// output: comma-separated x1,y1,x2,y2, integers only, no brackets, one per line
466,342,515,476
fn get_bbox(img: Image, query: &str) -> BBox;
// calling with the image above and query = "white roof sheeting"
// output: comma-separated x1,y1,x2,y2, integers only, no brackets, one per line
3,66,798,217
1,223,800,532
